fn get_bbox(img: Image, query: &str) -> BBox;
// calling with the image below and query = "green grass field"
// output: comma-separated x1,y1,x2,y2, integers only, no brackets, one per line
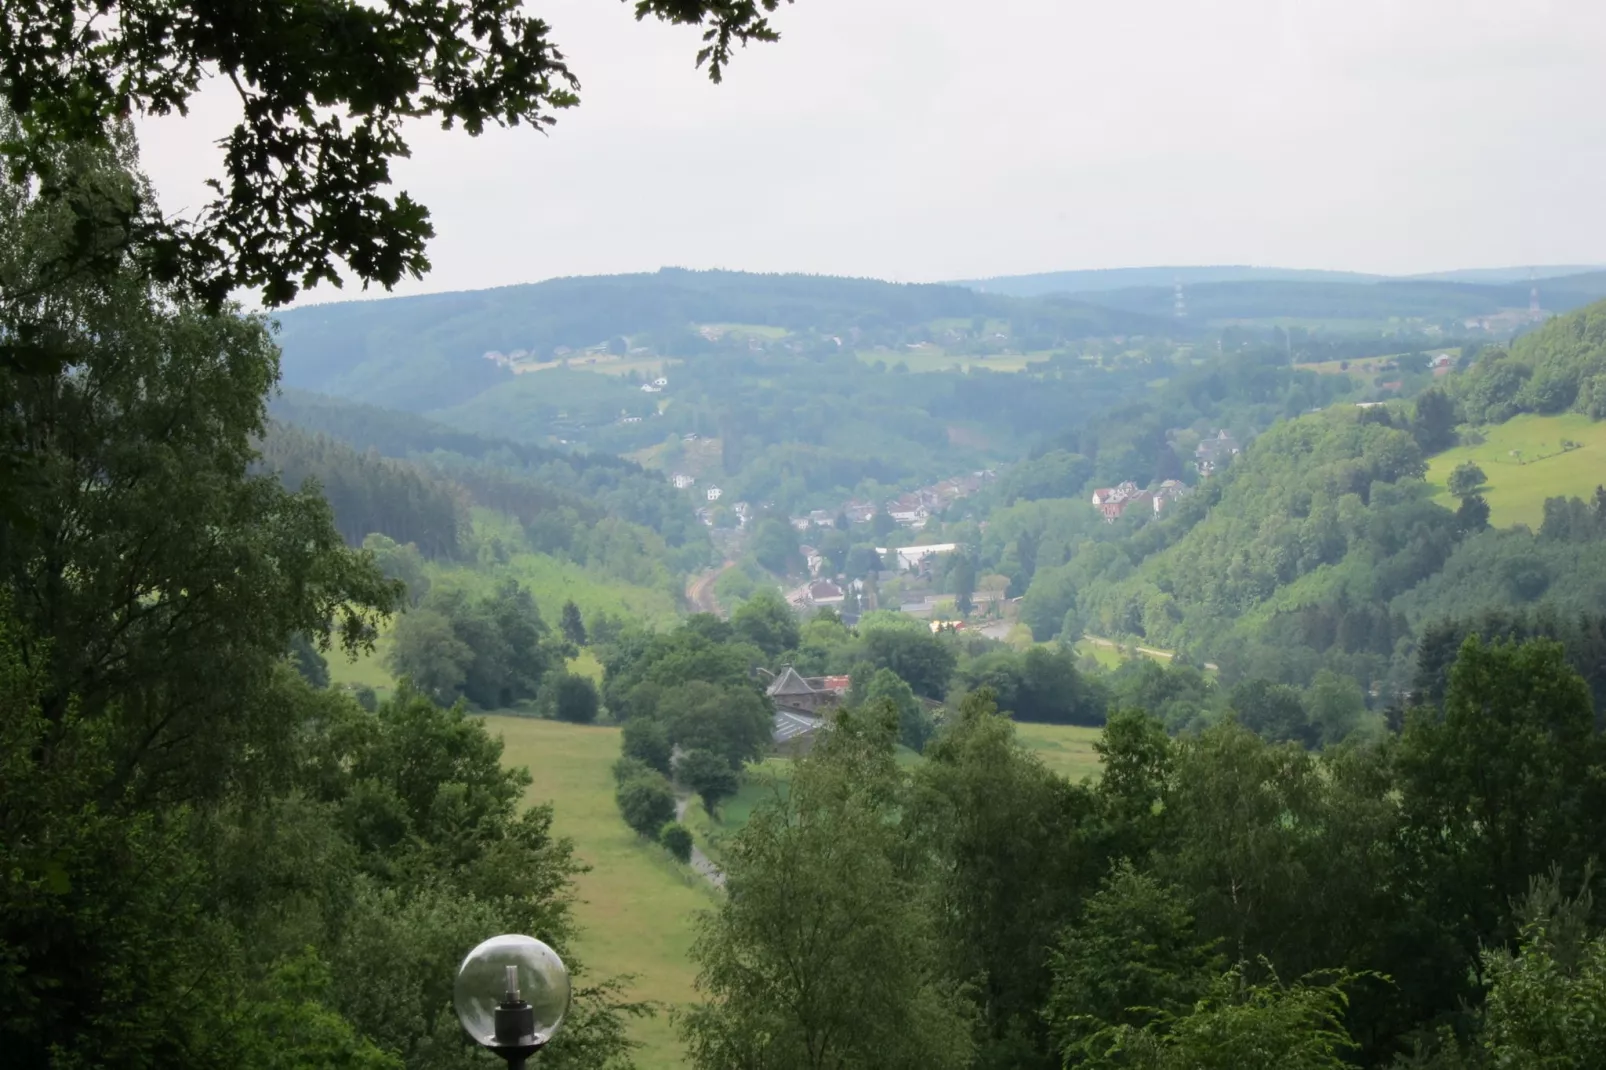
1013,722,1104,782
697,323,789,340
485,716,713,1070
1427,413,1606,528
849,346,1055,374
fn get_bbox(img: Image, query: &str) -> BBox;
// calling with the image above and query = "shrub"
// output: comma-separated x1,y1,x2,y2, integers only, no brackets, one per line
542,670,600,724
675,748,740,814
616,774,677,838
660,822,693,863
622,716,672,775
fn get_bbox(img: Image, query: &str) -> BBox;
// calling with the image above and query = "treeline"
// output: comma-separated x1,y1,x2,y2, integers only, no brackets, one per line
1,137,636,1070
1455,296,1606,421
1078,274,1606,323
382,578,600,714
683,635,1606,1070
271,387,712,556
257,421,467,557
271,268,1176,412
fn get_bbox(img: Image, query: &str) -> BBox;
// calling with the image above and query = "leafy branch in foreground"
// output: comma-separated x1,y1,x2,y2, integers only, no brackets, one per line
1,0,793,308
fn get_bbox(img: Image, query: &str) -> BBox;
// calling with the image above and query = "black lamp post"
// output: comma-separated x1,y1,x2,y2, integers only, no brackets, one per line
454,935,572,1070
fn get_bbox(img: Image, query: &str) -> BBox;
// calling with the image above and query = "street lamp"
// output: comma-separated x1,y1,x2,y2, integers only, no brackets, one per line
454,934,572,1070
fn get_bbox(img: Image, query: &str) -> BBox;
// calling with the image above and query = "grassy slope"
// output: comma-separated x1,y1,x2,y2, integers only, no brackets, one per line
851,346,1055,374
1013,722,1104,782
485,716,713,1070
1426,413,1606,528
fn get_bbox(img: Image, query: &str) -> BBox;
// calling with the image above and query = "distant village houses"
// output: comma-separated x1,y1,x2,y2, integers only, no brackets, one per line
876,543,959,572
671,473,695,490
1092,480,1194,523
1194,430,1240,476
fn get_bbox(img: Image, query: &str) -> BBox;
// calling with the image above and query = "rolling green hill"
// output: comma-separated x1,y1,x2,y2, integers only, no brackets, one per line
272,268,1175,412
1426,413,1606,528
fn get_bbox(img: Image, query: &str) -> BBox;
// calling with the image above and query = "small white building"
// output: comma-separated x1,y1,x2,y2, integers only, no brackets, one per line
672,473,695,490
874,543,958,571
706,486,723,502
652,377,669,388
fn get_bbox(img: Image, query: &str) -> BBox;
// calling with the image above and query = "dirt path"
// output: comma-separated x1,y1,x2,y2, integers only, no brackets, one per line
674,796,726,888
685,559,736,617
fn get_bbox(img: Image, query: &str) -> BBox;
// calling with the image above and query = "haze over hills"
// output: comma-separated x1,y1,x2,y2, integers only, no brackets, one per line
957,264,1606,297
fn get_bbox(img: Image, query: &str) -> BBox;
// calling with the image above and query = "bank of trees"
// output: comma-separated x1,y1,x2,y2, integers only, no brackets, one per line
0,115,640,1067
685,636,1606,1069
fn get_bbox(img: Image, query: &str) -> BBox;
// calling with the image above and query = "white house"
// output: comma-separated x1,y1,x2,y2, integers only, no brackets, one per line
706,486,723,502
652,377,669,388
672,473,695,490
874,543,958,571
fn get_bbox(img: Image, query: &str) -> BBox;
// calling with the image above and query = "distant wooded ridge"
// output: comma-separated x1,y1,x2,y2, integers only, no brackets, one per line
957,263,1606,295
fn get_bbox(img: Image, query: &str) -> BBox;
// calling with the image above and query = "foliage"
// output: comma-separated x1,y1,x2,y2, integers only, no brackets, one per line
542,670,601,724
1447,461,1487,499
861,621,958,700
1,0,787,307
659,823,694,865
676,748,741,815
561,599,589,646
681,708,976,1070
259,422,465,556
1080,966,1361,1070
386,579,561,708
730,587,801,658
615,773,677,839
621,717,673,775
952,644,1109,725
866,667,934,752
1454,298,1606,423
905,691,1099,1068
1046,863,1222,1063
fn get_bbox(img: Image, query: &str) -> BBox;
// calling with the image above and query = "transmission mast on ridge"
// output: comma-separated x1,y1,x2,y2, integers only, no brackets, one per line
1173,277,1186,319
1529,268,1542,322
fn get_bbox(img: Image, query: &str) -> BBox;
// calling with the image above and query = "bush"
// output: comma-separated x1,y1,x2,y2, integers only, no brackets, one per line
675,748,740,814
616,774,677,838
612,755,655,784
660,822,693,863
542,670,600,724
622,716,672,775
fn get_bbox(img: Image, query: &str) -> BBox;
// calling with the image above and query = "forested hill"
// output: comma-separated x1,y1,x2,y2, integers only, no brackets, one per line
958,265,1385,295
961,263,1606,298
1058,271,1606,322
272,268,1173,411
1003,296,1606,709
264,390,714,576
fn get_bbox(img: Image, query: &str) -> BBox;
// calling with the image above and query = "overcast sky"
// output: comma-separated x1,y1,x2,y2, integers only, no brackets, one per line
135,0,1606,303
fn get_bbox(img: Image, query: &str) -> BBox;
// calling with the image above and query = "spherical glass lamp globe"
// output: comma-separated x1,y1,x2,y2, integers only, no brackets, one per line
453,934,571,1056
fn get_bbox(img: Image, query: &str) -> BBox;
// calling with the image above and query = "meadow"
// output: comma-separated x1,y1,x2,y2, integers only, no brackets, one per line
485,716,714,1070
850,345,1055,374
1426,413,1606,528
1013,722,1104,782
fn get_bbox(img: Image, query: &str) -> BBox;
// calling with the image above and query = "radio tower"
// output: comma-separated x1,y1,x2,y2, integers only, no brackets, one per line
1173,277,1186,320
1529,269,1542,323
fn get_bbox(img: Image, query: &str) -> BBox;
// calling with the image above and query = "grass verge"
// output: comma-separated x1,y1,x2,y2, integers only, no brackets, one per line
484,716,714,1070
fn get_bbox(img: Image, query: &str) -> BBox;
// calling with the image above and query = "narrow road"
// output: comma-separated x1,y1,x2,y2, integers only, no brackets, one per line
1083,634,1219,672
685,559,736,617
674,796,726,888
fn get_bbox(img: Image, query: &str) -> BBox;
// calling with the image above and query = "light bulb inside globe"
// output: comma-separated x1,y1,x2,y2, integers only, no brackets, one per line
454,934,571,1054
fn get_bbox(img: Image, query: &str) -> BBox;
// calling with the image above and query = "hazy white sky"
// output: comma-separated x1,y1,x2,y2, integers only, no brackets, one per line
136,0,1606,302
